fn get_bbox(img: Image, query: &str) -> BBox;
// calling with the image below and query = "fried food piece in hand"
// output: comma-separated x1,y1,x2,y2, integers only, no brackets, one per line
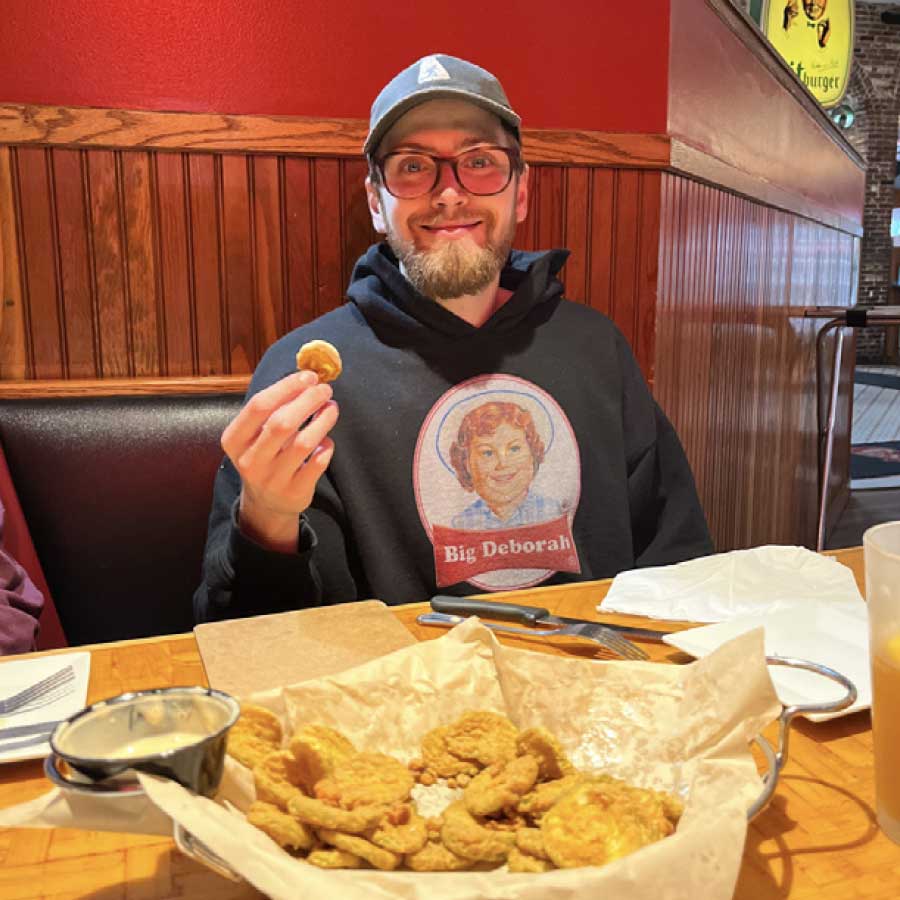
317,828,402,871
421,725,479,779
368,803,429,854
296,339,342,383
515,826,550,860
541,779,678,869
246,800,314,851
306,847,364,869
464,754,540,817
315,752,414,809
288,724,356,792
445,711,518,768
227,704,283,770
253,750,306,810
287,793,386,834
440,800,515,864
516,727,575,780
518,773,590,820
507,846,555,873
405,839,474,872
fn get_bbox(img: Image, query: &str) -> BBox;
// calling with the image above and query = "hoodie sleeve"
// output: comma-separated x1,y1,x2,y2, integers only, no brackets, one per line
193,456,362,623
617,334,715,567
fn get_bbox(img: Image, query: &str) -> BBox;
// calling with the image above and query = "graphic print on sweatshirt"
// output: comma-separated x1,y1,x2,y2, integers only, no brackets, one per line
413,375,582,590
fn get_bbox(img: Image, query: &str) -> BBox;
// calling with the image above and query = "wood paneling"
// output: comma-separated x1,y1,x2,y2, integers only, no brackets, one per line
1,147,664,380
655,173,858,552
0,103,671,168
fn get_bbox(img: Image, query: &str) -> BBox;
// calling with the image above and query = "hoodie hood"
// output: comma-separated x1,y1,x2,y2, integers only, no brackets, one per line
346,242,570,342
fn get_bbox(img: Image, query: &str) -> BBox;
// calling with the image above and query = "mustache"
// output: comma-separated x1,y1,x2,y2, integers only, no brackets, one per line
411,210,495,228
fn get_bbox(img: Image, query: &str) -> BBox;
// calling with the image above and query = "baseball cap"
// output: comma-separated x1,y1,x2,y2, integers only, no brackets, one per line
363,54,521,157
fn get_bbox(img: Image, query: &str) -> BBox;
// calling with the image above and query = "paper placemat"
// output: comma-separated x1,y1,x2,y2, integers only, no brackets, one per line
194,600,417,697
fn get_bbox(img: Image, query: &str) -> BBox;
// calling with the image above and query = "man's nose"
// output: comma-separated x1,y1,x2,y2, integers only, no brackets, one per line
431,160,466,206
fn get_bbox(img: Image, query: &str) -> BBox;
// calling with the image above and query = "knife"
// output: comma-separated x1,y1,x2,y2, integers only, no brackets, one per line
430,595,670,643
0,732,54,754
0,718,62,742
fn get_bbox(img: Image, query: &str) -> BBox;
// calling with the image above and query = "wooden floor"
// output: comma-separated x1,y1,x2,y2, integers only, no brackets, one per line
828,365,900,548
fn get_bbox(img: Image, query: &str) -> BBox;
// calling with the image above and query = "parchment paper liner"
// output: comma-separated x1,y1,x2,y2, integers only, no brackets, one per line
0,619,781,899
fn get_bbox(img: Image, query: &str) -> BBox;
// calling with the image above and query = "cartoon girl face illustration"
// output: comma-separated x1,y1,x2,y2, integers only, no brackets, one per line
449,402,544,522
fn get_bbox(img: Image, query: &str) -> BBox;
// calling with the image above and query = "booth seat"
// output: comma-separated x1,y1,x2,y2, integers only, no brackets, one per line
0,385,244,647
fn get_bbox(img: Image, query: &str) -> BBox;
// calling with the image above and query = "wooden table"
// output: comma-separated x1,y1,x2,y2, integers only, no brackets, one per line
1,547,897,899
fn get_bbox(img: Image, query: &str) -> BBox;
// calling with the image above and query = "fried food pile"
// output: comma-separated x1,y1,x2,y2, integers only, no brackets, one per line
227,706,683,873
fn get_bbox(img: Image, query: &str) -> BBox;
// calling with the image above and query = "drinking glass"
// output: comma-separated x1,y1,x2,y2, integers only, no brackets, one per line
864,520,900,844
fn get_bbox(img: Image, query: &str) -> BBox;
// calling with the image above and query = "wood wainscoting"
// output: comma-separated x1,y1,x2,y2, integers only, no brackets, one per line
0,104,860,551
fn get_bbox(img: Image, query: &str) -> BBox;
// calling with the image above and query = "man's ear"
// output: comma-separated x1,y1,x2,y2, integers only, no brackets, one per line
365,176,387,234
515,163,530,224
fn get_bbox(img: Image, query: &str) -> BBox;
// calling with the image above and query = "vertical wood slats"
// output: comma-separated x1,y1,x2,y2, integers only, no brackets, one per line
1,151,662,379
655,173,857,551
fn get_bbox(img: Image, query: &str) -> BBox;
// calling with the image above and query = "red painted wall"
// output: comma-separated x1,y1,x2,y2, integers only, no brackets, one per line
0,0,669,133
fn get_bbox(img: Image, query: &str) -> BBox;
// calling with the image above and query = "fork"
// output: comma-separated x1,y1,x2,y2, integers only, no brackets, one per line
0,664,76,716
416,613,649,661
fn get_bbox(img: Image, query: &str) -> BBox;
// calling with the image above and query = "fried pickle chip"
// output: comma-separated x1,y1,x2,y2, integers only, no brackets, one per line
288,724,356,792
317,828,402,871
368,804,429,854
253,750,306,810
440,800,516,864
518,773,590,820
541,779,678,868
445,711,518,767
464,754,540,817
306,847,364,868
315,752,414,809
246,801,314,851
516,727,575,780
287,793,386,834
404,839,473,872
507,846,555,873
227,704,283,770
296,339,342,383
421,725,479,779
515,826,550,860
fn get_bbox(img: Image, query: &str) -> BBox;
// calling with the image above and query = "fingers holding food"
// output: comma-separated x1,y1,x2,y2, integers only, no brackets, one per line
296,340,342,383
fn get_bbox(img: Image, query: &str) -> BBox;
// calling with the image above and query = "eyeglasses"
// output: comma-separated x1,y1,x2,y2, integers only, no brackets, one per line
375,145,520,199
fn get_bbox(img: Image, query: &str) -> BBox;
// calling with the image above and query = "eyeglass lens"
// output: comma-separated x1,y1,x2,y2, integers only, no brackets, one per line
382,147,514,198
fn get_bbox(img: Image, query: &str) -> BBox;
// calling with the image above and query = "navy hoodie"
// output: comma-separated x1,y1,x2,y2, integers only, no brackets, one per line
194,243,712,622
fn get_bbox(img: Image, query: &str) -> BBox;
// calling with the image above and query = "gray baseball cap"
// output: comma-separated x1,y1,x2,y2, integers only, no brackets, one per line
363,54,521,157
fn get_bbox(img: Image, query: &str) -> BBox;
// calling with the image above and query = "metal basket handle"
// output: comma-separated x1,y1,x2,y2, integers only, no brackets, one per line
747,655,857,820
173,822,243,882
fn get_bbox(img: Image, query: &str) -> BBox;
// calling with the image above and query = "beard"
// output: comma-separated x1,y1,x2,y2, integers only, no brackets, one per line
386,209,516,302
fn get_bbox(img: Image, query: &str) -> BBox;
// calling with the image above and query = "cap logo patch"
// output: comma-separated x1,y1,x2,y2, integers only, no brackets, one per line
418,56,451,84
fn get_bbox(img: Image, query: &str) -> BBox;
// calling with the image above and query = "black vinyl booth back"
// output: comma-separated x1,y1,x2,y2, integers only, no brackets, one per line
0,393,243,646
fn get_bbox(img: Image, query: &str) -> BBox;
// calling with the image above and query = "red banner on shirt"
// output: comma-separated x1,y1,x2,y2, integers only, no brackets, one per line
432,515,580,587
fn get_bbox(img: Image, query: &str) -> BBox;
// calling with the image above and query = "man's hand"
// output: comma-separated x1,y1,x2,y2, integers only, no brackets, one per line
222,371,339,553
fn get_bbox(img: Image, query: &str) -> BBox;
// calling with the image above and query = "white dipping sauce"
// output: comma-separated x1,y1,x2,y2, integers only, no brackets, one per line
106,732,201,758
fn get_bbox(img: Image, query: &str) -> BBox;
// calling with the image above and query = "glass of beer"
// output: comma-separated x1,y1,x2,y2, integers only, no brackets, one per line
865,520,900,844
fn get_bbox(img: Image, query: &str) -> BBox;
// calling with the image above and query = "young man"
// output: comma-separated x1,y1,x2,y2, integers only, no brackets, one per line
194,54,712,622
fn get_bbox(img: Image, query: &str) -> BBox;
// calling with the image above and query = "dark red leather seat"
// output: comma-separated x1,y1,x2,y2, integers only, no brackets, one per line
0,393,242,646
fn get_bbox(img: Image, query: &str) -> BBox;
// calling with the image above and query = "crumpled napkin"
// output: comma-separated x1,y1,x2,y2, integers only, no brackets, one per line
599,545,865,623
